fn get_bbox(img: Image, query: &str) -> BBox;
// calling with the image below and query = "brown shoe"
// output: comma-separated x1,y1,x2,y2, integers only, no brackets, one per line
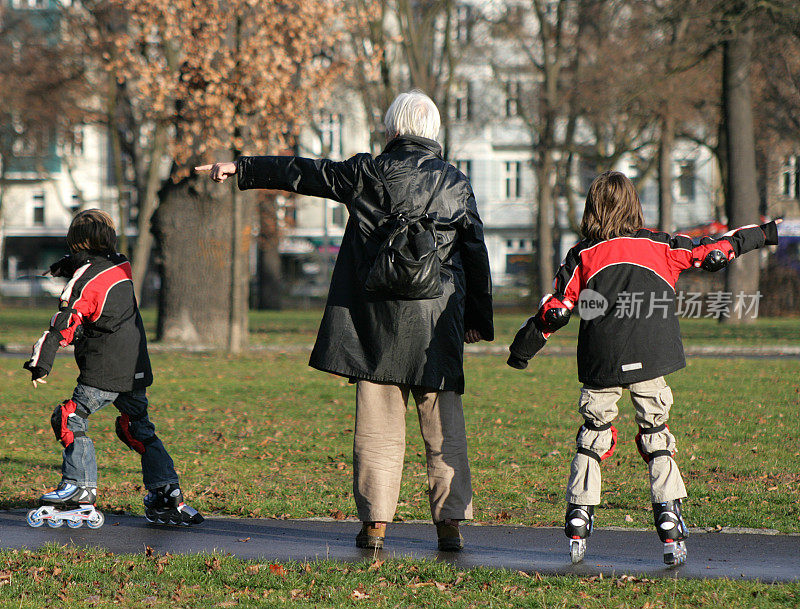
355,522,386,549
436,519,464,552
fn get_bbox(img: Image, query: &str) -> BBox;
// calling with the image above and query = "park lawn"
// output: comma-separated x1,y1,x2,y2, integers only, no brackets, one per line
1,344,798,532
1,306,800,348
1,547,799,609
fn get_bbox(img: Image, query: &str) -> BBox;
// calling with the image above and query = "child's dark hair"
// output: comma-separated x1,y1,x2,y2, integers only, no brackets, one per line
67,209,117,253
580,171,644,241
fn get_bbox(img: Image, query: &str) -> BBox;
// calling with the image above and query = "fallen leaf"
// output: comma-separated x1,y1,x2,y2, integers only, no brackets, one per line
269,564,287,577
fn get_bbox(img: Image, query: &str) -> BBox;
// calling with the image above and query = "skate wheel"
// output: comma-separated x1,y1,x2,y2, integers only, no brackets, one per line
26,509,44,528
86,511,104,529
47,517,64,528
664,541,687,566
67,518,84,528
570,539,586,564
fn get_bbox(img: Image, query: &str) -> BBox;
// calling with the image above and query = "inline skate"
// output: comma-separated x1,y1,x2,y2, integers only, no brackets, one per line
653,499,688,566
26,482,104,529
565,504,594,564
143,483,204,525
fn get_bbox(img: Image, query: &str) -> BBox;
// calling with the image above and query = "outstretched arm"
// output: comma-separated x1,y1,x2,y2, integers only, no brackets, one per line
197,154,362,204
507,245,581,369
24,296,87,388
668,219,782,273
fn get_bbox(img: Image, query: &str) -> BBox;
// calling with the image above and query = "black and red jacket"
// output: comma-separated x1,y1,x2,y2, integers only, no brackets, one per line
508,222,780,387
24,251,153,393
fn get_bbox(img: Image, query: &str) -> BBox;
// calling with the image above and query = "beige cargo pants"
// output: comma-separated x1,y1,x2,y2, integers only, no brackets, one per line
353,380,473,523
565,376,687,505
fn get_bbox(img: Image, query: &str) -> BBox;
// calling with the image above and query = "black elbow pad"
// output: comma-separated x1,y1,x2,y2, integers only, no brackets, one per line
701,249,728,272
542,306,571,331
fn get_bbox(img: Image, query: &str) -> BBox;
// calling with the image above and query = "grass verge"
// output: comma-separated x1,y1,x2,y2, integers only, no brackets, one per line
1,546,798,608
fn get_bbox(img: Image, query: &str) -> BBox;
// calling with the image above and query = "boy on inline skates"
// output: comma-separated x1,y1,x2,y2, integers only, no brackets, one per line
23,209,203,529
507,171,780,566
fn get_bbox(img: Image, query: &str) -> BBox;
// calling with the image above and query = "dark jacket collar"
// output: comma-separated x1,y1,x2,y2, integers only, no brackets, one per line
383,134,443,158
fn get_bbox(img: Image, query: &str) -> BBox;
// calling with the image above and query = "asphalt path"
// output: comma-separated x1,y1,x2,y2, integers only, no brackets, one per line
1,510,797,583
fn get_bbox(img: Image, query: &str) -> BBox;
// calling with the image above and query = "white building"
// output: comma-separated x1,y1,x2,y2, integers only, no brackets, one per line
285,1,720,290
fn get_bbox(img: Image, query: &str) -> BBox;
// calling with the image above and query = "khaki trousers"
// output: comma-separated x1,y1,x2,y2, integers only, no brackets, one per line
353,380,473,523
565,376,687,505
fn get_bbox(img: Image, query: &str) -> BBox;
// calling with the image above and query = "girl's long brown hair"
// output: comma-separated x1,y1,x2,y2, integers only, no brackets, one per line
579,171,644,241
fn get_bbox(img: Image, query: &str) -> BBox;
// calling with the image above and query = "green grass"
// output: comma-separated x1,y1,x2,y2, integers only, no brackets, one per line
1,317,798,531
2,310,799,606
1,546,798,608
1,306,799,348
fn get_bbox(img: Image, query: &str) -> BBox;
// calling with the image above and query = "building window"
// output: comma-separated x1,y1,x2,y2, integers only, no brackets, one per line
782,156,799,199
504,161,522,199
11,0,47,8
318,112,342,158
455,159,472,178
678,160,695,200
505,80,520,118
454,4,471,44
332,204,346,228
33,192,45,225
452,81,471,122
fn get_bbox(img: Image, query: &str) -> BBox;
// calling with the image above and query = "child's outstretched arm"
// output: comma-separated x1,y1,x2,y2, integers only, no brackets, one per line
23,271,93,387
507,246,581,369
668,219,781,273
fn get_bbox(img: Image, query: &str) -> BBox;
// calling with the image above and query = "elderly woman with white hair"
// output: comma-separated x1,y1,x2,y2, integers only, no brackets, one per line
197,90,494,552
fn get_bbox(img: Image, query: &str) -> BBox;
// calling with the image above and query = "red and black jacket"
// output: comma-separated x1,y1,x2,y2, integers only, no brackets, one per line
508,222,779,387
24,251,153,393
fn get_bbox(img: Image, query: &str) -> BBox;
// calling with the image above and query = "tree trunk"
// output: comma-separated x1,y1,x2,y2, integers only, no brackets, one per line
658,111,675,233
228,178,248,353
153,175,250,349
536,153,555,297
131,122,168,304
256,193,283,310
722,23,760,323
107,75,128,257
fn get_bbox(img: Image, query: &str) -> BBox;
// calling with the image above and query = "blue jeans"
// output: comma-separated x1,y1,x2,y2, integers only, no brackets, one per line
60,384,179,491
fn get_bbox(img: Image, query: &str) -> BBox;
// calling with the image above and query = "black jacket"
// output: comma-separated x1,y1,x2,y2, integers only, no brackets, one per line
25,251,153,393
238,135,494,392
508,222,779,387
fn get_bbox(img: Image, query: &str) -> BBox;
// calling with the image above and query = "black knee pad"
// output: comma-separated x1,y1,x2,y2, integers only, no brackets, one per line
635,424,674,463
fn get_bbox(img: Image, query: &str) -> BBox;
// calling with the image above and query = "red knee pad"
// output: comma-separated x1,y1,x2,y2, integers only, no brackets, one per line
575,423,618,462
115,413,146,454
50,399,85,447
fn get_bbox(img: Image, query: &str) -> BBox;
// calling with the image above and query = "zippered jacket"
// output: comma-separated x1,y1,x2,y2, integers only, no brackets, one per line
508,222,779,387
24,251,153,392
237,135,493,393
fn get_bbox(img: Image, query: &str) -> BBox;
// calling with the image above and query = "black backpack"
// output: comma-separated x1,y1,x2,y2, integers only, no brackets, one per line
358,164,447,300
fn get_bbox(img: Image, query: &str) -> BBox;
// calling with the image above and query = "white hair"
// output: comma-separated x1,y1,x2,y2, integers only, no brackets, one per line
383,90,441,141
